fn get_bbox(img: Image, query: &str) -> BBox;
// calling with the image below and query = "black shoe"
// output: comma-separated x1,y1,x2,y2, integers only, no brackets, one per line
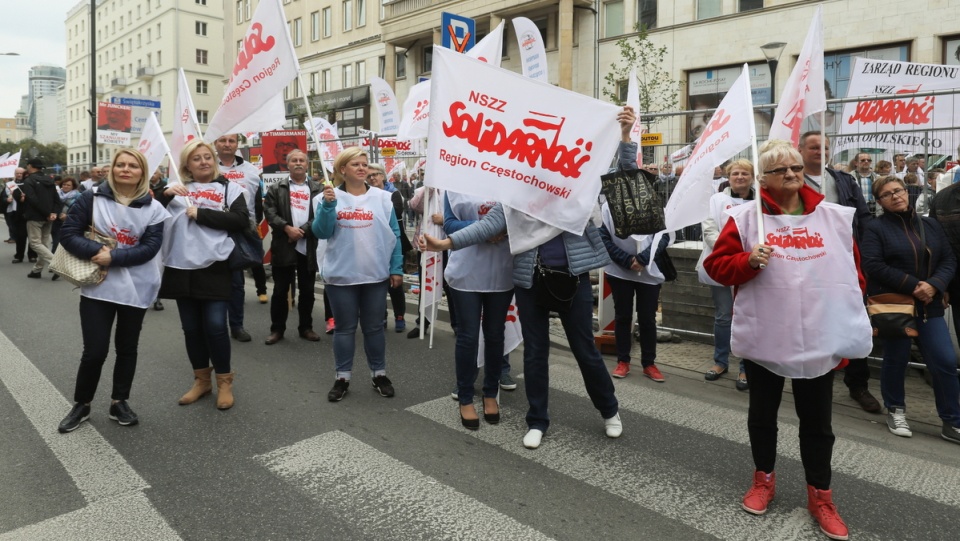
51,273,60,281
153,300,164,311
27,271,41,279
482,397,500,425
58,403,91,433
372,375,395,397
11,258,23,264
328,378,350,402
231,327,252,342
407,326,428,339
460,404,480,430
735,373,749,392
850,388,882,413
28,257,37,263
108,400,139,426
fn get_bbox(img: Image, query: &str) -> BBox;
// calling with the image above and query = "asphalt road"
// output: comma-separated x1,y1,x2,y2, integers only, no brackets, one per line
1,254,958,540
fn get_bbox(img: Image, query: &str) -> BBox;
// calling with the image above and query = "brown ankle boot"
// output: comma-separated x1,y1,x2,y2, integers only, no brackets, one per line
216,372,235,410
178,367,213,405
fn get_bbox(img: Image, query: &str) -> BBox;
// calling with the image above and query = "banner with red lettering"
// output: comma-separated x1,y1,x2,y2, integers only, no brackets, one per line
426,47,621,236
512,18,546,83
136,113,172,179
768,5,824,145
306,116,342,171
370,77,401,136
665,66,755,230
96,102,133,145
204,0,299,142
625,67,645,168
172,68,202,162
0,150,21,179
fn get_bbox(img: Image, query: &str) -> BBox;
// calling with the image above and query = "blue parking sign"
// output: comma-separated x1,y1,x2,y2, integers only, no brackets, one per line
441,12,475,53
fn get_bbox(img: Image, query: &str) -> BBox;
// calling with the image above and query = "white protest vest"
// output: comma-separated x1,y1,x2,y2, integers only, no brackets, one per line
289,182,310,256
444,192,513,292
322,187,397,286
311,193,329,278
162,181,243,270
697,192,746,287
82,193,170,309
220,159,261,221
728,202,873,378
600,202,665,285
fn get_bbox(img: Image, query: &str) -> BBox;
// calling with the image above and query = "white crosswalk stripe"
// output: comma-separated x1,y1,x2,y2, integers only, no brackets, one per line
255,431,555,541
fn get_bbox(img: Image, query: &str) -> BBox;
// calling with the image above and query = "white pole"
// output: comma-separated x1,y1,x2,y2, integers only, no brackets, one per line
295,74,331,185
418,187,430,340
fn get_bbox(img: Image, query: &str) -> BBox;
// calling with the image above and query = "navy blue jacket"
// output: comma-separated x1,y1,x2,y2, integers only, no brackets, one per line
860,208,956,319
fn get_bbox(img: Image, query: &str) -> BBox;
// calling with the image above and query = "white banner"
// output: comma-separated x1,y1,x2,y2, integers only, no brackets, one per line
359,134,420,157
204,0,299,141
172,69,201,161
513,17,547,83
768,5,824,144
370,77,401,136
306,116,342,170
136,113,171,179
426,47,621,236
477,297,522,366
625,67,644,168
470,20,505,67
0,150,21,179
665,65,755,231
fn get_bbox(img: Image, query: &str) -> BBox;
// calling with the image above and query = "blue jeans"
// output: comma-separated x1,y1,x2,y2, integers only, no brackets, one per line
881,316,960,426
326,280,388,378
516,274,619,432
449,287,513,404
710,285,744,372
228,270,245,330
176,299,231,374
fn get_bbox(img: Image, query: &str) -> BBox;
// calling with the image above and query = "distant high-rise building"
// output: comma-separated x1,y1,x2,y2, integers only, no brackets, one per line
27,65,66,134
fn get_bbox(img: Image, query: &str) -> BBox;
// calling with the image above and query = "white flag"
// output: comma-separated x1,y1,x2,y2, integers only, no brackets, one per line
421,189,446,324
0,150,21,178
477,297,522,366
512,18,547,83
172,68,202,161
470,21,505,67
370,77,401,136
205,0,299,141
625,67,645,167
665,65,755,231
136,113,171,179
306,116,343,170
768,5,825,144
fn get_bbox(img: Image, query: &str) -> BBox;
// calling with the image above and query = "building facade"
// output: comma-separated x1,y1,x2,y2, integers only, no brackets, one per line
26,65,66,136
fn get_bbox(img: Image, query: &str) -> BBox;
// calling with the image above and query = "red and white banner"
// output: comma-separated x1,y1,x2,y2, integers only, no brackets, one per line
96,102,133,145
665,65,755,231
136,113,172,179
512,17,547,83
625,67,645,168
205,0,299,142
419,189,446,333
477,298,522,366
306,116,342,170
370,77,401,136
768,5,824,144
359,133,421,157
426,47,621,236
172,68,202,161
0,150,21,179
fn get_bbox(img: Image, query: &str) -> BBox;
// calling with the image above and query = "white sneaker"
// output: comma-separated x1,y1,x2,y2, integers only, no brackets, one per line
523,429,544,449
886,407,912,438
604,413,623,438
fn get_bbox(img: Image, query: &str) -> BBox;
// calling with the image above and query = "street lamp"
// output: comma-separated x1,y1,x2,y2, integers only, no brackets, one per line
760,42,787,102
0,52,20,56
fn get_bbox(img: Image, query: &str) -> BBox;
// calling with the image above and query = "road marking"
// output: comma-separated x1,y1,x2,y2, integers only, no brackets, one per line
408,398,871,541
0,329,179,538
256,431,554,541
545,362,960,509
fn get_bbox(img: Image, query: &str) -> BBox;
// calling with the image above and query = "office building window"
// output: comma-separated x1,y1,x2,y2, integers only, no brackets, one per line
197,110,208,124
322,69,332,92
356,60,365,85
311,11,320,41
196,79,208,94
343,0,353,31
638,0,657,29
343,64,353,88
196,49,208,65
603,1,623,39
196,21,207,36
357,0,366,27
396,52,406,78
739,0,763,12
697,0,722,20
293,18,302,46
323,7,332,37
422,47,432,74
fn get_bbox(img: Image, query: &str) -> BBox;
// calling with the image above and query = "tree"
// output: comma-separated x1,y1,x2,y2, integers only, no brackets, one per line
603,23,683,127
0,139,68,173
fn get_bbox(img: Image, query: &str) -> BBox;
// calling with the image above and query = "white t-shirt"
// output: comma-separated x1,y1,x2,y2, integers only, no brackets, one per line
289,181,310,256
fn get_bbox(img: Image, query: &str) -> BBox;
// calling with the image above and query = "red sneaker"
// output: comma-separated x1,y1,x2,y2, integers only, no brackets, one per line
642,364,665,382
325,318,335,334
742,470,776,515
611,361,630,378
807,486,849,540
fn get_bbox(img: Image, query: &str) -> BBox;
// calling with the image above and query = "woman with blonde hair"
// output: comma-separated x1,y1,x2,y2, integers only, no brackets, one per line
57,149,170,432
312,147,404,402
160,140,250,410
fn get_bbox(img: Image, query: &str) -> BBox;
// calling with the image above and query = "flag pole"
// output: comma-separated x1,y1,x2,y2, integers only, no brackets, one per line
746,63,765,268
819,114,826,185
418,187,430,341
295,75,331,186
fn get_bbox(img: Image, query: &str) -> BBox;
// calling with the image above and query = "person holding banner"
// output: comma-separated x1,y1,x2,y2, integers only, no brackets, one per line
160,140,250,411
312,147,403,402
704,140,871,541
366,163,412,332
56,149,169,433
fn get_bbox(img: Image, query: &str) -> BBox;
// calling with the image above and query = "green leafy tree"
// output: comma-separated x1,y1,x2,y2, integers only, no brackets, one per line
603,23,683,126
0,139,67,174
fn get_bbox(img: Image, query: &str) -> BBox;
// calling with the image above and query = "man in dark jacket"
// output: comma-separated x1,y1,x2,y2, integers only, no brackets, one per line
20,158,62,279
799,132,881,413
263,150,323,345
7,167,37,262
928,179,960,341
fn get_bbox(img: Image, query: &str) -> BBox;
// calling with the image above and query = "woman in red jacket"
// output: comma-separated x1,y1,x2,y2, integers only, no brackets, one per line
704,140,872,541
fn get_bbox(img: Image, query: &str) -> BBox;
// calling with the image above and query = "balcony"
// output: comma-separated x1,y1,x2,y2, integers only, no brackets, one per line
136,66,155,80
111,77,128,90
95,86,105,97
383,0,452,20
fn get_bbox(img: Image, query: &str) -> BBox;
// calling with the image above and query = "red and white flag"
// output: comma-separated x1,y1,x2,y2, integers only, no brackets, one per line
768,5,825,144
0,150,21,179
625,67,645,168
370,77,401,136
512,18,546,83
477,298,522,366
136,113,172,179
665,65,755,230
204,0,299,142
172,68,202,161
306,116,342,170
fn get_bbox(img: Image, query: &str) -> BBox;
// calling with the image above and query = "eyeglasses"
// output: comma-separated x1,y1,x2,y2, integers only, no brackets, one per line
877,187,907,201
763,165,804,176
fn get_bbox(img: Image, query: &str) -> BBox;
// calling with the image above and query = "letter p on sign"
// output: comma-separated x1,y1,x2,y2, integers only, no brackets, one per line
441,12,475,53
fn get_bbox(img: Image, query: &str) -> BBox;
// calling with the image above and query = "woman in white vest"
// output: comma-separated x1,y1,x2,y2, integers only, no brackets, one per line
159,140,250,411
698,159,755,391
56,149,170,433
312,147,403,403
442,191,513,429
704,140,872,541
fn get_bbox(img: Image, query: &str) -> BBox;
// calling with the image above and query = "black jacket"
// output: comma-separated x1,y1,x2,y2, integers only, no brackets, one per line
828,167,873,242
264,177,322,270
20,172,62,222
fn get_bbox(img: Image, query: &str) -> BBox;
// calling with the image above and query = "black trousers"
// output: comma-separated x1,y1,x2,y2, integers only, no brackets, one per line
743,360,836,490
606,274,660,366
251,263,267,296
73,296,147,404
10,216,36,261
842,358,870,391
270,252,316,333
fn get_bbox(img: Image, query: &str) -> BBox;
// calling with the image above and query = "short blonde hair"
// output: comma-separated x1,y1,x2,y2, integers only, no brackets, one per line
179,139,220,182
107,149,151,203
332,147,369,186
759,139,803,177
725,158,754,177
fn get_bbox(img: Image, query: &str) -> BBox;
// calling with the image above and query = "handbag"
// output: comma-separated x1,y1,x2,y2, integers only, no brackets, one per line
50,194,117,287
600,166,665,238
866,293,918,338
219,180,265,270
655,248,678,282
533,257,580,312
